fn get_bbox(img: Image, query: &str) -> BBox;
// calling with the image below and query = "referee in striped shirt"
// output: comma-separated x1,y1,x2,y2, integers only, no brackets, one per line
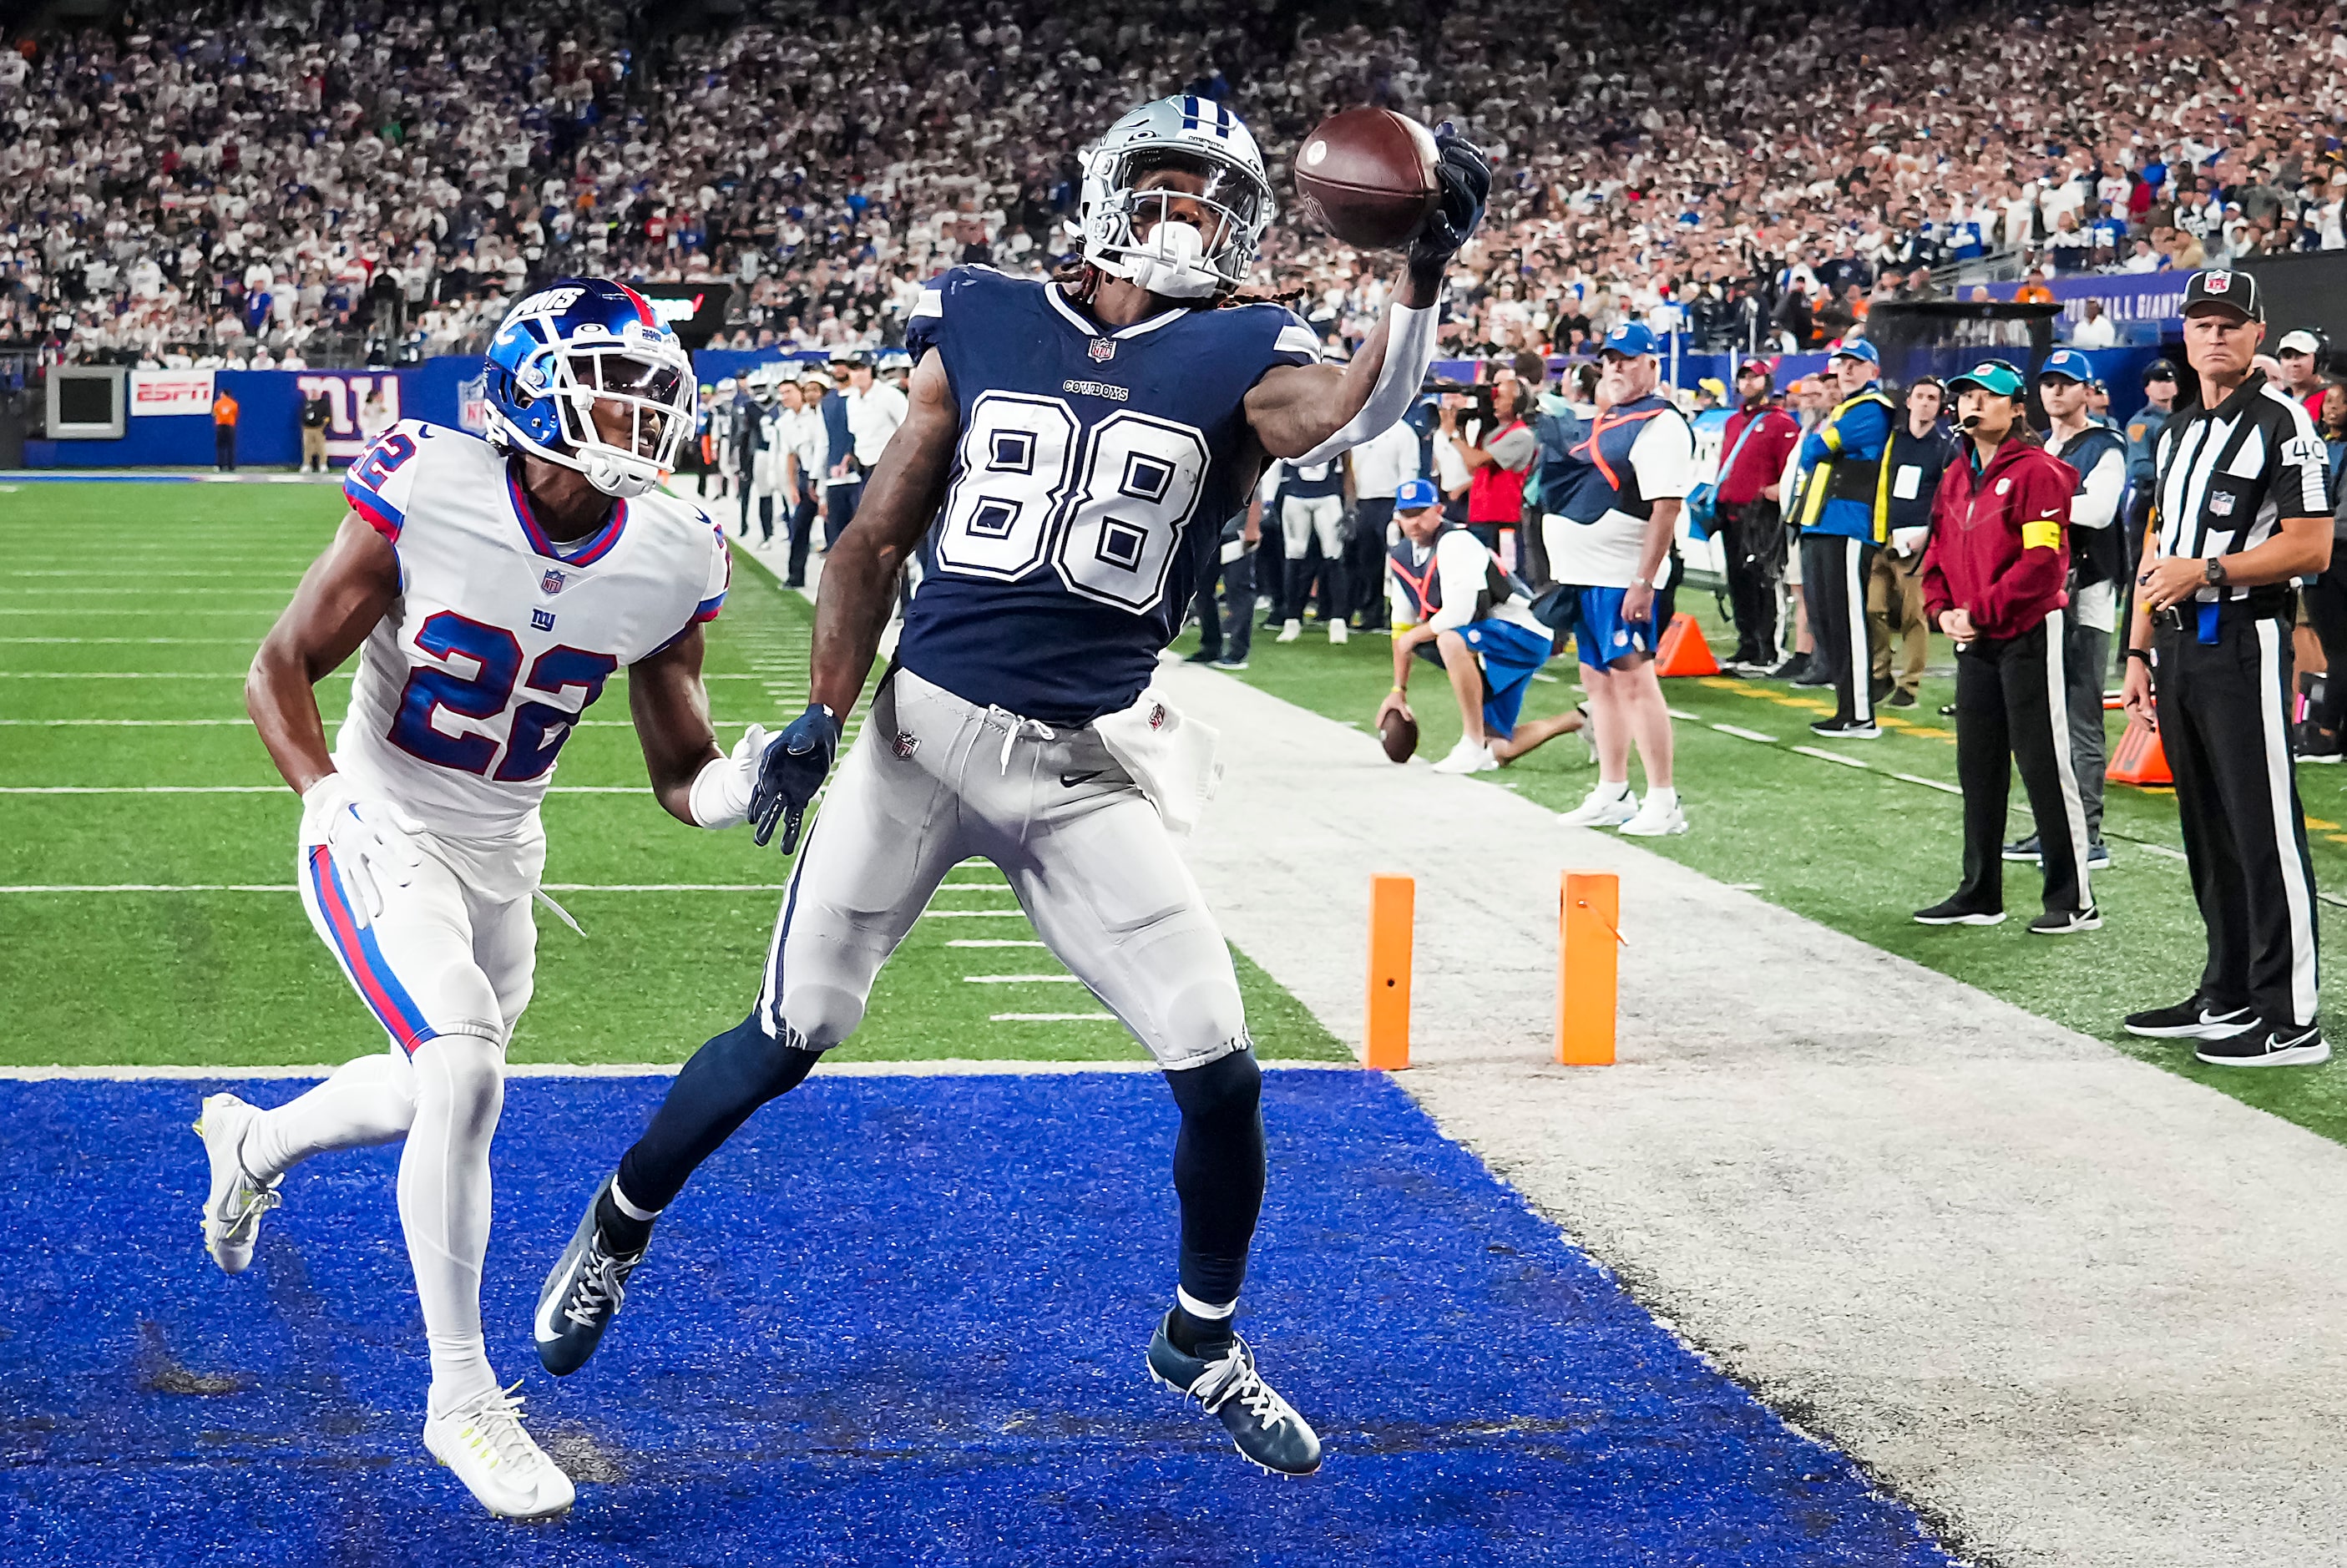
2120,269,2334,1067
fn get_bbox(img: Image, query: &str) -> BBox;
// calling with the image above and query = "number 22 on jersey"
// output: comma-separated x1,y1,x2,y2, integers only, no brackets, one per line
933,392,1208,613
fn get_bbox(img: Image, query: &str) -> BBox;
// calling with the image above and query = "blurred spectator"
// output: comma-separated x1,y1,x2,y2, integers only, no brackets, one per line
1712,357,1801,673
298,385,331,473
2070,300,2117,350
211,386,238,472
2277,330,2330,421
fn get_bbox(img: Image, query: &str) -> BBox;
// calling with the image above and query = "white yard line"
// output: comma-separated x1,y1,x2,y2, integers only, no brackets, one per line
1891,772,1965,796
0,637,262,645
989,1014,1118,1023
918,909,1029,919
0,785,650,794
0,1058,1354,1081
964,974,1085,984
0,882,797,894
1789,744,1870,769
948,939,1046,948
1712,723,1778,743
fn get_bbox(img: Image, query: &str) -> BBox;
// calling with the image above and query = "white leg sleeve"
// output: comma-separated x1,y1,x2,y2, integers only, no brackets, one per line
241,1050,418,1182
1280,497,1312,559
1292,300,1441,468
399,1034,506,1419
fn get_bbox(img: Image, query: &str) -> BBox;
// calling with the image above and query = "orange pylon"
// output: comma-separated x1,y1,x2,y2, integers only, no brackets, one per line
1557,870,1619,1065
1364,875,1413,1070
1653,613,1721,677
2107,717,2172,787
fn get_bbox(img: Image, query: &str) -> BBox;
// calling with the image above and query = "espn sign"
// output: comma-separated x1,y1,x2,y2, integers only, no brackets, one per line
127,369,216,416
295,373,403,458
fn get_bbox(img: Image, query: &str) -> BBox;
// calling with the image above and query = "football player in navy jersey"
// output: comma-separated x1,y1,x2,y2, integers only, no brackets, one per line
537,97,1488,1476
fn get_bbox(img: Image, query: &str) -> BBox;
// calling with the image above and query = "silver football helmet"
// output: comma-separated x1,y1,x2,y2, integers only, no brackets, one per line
1077,96,1274,300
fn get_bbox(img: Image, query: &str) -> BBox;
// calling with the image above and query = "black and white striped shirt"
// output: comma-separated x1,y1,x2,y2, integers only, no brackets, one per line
2153,372,2329,596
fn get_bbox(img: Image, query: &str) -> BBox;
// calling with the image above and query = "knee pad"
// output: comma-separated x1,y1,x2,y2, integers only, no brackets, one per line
774,981,866,1054
1166,1045,1261,1122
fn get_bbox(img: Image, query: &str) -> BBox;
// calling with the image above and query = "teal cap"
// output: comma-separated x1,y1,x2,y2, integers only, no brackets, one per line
1948,358,2026,398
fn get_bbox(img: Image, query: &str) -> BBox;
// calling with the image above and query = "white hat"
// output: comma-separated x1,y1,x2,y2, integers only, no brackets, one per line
2277,329,2324,358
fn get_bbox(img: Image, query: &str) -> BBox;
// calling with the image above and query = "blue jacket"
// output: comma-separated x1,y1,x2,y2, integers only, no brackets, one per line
1796,386,1895,543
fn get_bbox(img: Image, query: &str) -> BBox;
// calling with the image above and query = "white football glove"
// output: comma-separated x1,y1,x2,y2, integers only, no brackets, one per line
301,773,424,928
687,724,772,831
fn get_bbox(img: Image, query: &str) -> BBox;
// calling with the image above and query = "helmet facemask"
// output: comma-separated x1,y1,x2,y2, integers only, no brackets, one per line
508,336,696,498
1084,149,1270,300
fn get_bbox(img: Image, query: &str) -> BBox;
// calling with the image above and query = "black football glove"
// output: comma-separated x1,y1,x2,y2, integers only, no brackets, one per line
749,701,842,853
1405,125,1492,275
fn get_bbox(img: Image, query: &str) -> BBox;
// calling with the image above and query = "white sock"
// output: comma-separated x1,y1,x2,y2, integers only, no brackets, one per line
241,1052,417,1182
400,1035,506,1419
1595,777,1631,799
1643,787,1677,811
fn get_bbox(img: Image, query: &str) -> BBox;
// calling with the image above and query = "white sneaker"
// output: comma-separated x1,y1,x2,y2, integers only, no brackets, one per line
422,1383,576,1520
194,1093,281,1276
1618,797,1690,837
1276,620,1302,643
1328,620,1348,645
1559,787,1637,827
1429,737,1498,774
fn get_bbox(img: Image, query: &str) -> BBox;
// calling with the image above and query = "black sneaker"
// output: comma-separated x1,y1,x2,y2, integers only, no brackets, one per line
1914,897,2006,926
2294,725,2344,764
1870,675,1894,704
1887,688,1918,708
1809,717,1881,739
2028,905,2102,935
1184,648,1219,665
1767,655,1811,681
1938,703,1956,716
1146,1312,1322,1475
2003,834,2042,862
1791,665,1834,688
1211,656,1249,671
2195,1021,2331,1067
2122,994,2258,1040
535,1179,650,1377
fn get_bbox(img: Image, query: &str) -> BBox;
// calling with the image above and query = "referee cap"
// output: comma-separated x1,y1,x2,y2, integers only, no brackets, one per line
1948,358,2026,398
1395,477,1442,511
2183,269,2263,323
2036,349,2095,385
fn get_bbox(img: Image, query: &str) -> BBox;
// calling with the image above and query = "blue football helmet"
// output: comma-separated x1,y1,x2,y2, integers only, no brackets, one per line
483,278,697,498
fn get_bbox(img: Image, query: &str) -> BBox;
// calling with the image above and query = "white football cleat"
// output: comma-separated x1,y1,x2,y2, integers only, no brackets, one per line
1429,737,1498,774
194,1093,281,1276
422,1383,576,1520
1276,620,1302,643
1618,796,1690,837
1558,787,1637,827
1328,620,1348,645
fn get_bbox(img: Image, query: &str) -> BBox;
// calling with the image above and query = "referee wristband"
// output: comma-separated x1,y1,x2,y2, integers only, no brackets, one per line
2124,647,2152,665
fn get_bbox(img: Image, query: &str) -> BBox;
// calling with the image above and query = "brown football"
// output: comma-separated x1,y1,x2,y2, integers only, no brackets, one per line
1292,108,1439,251
1378,706,1419,763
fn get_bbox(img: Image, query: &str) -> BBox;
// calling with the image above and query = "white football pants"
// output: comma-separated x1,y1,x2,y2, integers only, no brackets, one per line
1280,493,1345,563
240,832,537,1419
757,668,1249,1072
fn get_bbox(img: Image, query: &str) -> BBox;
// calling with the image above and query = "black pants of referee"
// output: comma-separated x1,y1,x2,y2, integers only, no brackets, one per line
2154,605,2321,1027
1800,533,1875,723
1953,611,2095,917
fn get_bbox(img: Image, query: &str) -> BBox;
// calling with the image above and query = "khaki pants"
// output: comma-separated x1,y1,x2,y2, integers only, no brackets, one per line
300,427,328,471
1869,547,1928,694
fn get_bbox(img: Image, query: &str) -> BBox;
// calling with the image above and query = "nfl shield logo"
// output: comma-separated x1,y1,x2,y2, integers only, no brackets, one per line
540,569,567,595
1089,337,1116,363
893,731,921,760
2207,271,2233,294
1148,703,1167,731
2210,491,2237,517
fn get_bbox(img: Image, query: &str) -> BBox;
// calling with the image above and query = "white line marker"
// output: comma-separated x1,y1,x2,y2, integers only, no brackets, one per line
988,1013,1116,1023
1791,745,1870,769
0,882,794,894
1667,707,1702,721
2139,843,2191,862
1726,882,1764,892
0,785,649,794
1890,772,1965,797
1712,723,1778,743
0,1058,1356,1080
0,637,260,645
948,938,1047,948
965,974,1085,984
918,909,1029,919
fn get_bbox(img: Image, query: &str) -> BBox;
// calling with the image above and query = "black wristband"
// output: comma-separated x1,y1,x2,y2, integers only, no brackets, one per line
2124,647,2152,665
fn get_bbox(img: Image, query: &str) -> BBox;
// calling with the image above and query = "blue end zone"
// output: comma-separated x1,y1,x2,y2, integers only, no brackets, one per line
0,1074,1953,1565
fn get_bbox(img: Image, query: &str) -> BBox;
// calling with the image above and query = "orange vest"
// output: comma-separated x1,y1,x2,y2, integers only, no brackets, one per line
212,394,239,427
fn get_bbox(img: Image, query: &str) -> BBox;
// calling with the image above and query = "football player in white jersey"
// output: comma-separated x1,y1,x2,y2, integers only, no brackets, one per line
195,279,766,1520
535,99,1489,1477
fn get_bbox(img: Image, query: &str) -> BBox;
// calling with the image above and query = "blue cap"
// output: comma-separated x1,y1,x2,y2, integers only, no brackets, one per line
1395,477,1442,511
1828,337,1880,367
1602,321,1659,357
2037,349,2094,384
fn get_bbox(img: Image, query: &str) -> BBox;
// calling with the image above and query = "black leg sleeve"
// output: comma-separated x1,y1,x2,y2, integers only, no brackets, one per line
1164,1050,1266,1310
1952,640,2011,912
2002,615,2088,915
615,1013,821,1214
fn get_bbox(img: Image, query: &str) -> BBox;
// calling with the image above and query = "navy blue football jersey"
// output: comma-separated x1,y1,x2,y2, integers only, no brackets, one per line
897,266,1319,724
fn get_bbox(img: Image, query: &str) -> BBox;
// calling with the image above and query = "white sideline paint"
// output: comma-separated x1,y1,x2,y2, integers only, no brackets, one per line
989,1014,1117,1023
1712,723,1778,743
1161,659,2347,1568
1789,744,1869,768
964,974,1084,984
0,1058,1352,1081
0,785,650,795
0,883,798,894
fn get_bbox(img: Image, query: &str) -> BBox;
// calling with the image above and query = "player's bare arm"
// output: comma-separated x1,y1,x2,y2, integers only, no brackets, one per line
247,511,401,795
626,625,724,826
746,347,959,852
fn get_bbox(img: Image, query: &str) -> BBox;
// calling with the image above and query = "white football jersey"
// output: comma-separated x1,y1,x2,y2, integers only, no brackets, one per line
337,419,728,890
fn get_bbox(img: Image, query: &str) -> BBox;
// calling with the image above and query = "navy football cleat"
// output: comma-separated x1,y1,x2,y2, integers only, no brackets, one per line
1147,1312,1323,1474
535,1179,649,1377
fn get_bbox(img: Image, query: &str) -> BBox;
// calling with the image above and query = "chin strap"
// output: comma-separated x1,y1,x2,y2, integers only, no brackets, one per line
1292,298,1441,468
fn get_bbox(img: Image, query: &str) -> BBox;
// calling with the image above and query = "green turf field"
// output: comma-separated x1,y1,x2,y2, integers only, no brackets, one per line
1176,595,2347,1146
0,483,1341,1068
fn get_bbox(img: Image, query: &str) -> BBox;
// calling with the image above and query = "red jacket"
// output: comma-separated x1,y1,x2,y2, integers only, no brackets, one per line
1715,402,1801,506
1919,438,2077,640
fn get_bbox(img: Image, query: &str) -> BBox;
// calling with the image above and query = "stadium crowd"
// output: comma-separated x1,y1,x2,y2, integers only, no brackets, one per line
4,0,2347,368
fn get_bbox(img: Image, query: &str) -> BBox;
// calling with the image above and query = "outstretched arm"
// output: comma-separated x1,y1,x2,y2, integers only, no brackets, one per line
247,511,400,795
1244,129,1492,463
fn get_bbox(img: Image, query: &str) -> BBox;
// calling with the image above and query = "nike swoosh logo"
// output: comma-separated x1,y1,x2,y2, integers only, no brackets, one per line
1060,771,1102,788
534,1264,574,1343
